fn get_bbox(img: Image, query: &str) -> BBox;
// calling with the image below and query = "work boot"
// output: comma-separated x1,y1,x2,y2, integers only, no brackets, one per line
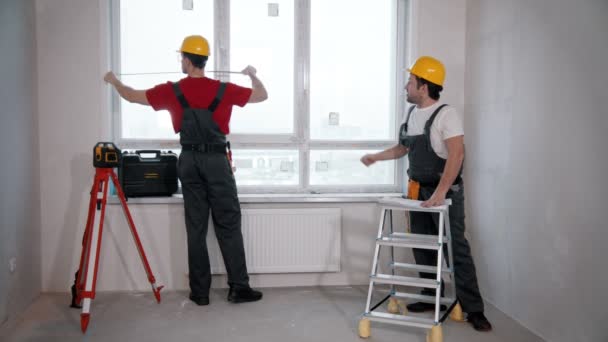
405,302,447,312
189,293,209,306
467,312,492,331
227,287,263,303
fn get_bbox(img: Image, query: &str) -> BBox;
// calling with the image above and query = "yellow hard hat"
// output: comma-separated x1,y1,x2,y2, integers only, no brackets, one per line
407,56,445,86
178,35,210,56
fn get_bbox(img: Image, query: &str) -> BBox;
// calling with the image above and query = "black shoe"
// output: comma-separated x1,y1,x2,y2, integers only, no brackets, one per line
227,287,263,303
189,293,209,306
467,312,492,332
405,302,447,313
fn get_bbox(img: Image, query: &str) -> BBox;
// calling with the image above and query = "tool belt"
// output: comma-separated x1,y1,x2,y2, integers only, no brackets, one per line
407,176,463,200
181,143,227,153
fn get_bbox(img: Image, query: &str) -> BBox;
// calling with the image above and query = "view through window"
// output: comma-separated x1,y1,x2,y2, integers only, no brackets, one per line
113,0,407,193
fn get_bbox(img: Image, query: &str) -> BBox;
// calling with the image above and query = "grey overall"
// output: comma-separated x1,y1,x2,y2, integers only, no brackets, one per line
172,82,249,298
399,104,484,313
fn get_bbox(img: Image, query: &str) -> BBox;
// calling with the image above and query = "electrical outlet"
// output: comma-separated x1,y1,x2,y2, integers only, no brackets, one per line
328,112,340,126
9,257,16,273
182,0,193,11
268,3,279,17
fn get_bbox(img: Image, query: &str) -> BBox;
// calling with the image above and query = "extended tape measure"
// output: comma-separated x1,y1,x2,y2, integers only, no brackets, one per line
93,142,121,168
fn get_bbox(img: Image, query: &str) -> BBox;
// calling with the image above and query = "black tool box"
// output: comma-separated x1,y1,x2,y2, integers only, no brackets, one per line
118,150,178,197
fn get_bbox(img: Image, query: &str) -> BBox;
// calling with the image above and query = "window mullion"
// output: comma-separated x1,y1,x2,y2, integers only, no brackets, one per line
111,0,121,142
395,0,409,190
215,0,230,82
295,0,311,191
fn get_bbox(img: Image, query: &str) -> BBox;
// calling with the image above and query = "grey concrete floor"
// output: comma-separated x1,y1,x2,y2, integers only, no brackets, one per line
0,286,544,342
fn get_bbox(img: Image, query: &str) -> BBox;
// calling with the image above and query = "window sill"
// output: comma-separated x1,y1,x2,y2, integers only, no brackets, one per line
107,193,404,205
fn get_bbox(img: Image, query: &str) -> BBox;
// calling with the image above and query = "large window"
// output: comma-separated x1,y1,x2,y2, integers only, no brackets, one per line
111,0,408,193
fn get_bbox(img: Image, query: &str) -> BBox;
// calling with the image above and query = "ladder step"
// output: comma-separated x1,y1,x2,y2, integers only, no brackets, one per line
392,291,455,305
371,274,440,289
389,232,450,242
391,262,453,274
377,236,440,250
378,197,451,213
363,311,436,329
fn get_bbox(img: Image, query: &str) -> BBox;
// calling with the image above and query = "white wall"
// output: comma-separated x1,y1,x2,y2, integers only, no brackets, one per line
36,0,467,292
36,0,109,293
0,0,40,327
465,1,608,341
409,0,466,114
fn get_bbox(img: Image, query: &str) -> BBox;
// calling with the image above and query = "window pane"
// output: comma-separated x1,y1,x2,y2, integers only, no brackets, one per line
310,0,397,140
119,0,214,139
233,150,299,186
120,74,181,139
229,0,294,134
310,150,395,186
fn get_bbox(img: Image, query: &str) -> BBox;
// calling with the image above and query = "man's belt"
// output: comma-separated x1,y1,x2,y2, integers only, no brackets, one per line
181,143,227,153
410,175,463,188
407,175,463,200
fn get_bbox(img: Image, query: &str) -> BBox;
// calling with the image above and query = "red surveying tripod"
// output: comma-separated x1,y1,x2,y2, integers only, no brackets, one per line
70,142,163,333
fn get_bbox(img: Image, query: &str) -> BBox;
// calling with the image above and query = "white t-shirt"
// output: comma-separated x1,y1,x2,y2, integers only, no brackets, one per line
401,102,464,159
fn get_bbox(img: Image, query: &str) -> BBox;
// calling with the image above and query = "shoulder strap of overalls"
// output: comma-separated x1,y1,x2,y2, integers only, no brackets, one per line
171,82,228,139
423,104,448,137
171,82,190,109
171,81,227,112
404,105,416,131
207,82,227,112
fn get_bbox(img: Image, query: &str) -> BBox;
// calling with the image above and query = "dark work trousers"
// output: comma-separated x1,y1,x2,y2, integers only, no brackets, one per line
178,151,249,297
410,182,485,313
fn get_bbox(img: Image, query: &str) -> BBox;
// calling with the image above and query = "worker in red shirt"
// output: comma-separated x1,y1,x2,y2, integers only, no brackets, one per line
104,35,267,306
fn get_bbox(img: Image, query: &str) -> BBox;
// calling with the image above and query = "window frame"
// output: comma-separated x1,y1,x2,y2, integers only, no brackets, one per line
109,0,409,194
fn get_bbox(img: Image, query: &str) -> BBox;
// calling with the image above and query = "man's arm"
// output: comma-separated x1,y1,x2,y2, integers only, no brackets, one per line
421,135,465,207
104,72,150,105
360,144,408,166
241,66,268,103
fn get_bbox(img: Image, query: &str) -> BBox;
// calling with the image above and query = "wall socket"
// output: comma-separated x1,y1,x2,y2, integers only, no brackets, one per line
9,257,16,273
182,0,193,11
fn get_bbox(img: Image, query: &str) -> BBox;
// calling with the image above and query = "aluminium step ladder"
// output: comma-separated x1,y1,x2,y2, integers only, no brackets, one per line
359,197,465,342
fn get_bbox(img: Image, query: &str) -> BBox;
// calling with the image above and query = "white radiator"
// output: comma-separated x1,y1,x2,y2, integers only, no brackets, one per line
207,208,341,274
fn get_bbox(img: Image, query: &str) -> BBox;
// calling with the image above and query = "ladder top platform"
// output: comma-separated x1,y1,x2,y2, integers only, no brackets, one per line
377,197,452,213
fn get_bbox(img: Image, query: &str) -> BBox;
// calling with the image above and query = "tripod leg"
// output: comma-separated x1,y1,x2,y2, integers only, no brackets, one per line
110,171,164,303
70,271,82,309
71,175,101,309
79,169,111,333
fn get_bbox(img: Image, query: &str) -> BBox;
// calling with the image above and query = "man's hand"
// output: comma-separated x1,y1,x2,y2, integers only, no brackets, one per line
421,190,447,208
103,71,149,105
243,65,267,103
103,71,119,86
241,65,257,77
360,154,377,167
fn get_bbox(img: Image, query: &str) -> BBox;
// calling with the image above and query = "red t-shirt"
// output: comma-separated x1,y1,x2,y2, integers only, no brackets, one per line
145,77,252,134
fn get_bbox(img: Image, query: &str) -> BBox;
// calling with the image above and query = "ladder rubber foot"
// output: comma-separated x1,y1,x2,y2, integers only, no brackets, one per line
80,313,90,333
387,298,400,314
449,303,466,322
398,300,408,315
358,318,371,338
426,325,443,342
153,285,164,303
